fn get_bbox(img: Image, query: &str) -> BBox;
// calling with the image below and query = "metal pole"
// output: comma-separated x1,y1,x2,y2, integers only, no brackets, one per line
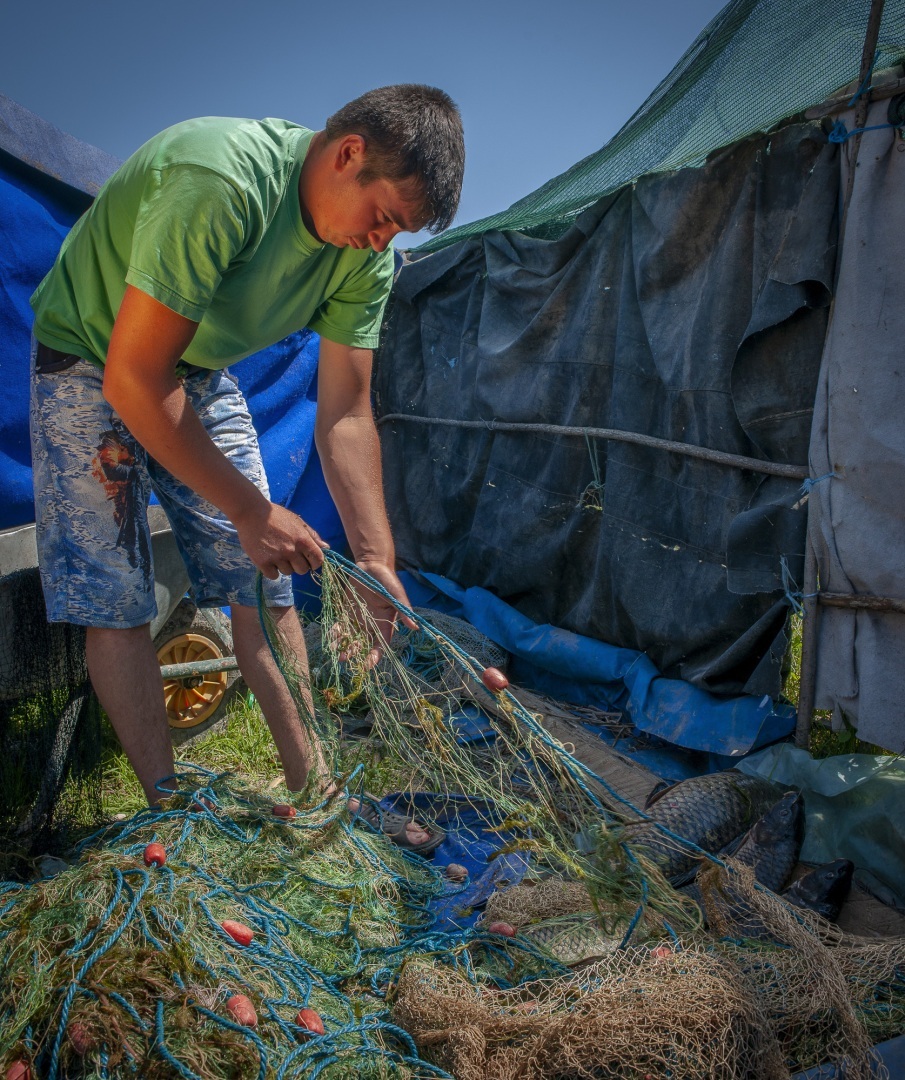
159,656,240,680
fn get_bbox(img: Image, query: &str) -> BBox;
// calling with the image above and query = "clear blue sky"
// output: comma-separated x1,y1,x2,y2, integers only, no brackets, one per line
1,0,727,246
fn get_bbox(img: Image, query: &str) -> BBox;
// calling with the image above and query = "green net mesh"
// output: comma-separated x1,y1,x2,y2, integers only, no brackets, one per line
2,556,903,1077
420,0,905,251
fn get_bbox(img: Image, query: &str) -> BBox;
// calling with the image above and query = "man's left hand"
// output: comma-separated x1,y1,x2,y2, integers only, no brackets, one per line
349,561,418,668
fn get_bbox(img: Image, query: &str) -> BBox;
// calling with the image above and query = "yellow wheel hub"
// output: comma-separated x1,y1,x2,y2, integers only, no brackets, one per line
156,632,228,729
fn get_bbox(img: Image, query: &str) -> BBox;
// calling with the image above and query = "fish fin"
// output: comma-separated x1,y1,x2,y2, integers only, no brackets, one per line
670,862,706,889
644,779,680,810
717,830,749,860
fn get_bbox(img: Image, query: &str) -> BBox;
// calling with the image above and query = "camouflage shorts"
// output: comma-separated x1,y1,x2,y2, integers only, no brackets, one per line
29,340,292,628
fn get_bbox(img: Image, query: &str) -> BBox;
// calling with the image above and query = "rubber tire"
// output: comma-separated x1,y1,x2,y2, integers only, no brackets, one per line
152,598,244,746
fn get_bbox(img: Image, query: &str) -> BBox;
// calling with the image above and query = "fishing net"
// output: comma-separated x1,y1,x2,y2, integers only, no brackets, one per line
0,568,104,880
304,607,507,731
2,552,904,1078
391,920,905,1080
420,0,905,250
393,869,905,1079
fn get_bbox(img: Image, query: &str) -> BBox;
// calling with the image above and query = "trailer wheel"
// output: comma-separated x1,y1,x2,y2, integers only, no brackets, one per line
153,599,243,745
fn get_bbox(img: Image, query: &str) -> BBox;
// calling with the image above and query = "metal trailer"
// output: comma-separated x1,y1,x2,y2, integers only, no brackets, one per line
0,509,243,747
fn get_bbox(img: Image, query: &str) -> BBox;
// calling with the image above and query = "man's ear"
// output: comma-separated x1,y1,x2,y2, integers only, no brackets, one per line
334,134,367,173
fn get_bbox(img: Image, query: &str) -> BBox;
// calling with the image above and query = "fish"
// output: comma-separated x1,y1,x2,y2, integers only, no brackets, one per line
781,858,854,922
521,916,621,966
680,792,804,933
623,770,783,882
724,790,804,893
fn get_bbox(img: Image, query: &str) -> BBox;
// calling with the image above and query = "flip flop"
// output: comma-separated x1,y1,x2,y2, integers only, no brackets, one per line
350,797,446,857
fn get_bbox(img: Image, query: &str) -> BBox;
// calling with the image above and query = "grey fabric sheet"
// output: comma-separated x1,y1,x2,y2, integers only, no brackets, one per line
377,120,840,698
809,99,905,752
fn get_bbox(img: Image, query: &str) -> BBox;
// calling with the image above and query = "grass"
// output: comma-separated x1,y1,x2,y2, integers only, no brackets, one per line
99,689,423,817
783,615,891,758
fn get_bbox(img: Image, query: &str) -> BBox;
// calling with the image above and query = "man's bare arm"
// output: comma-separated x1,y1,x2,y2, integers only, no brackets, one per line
315,337,415,647
103,285,326,579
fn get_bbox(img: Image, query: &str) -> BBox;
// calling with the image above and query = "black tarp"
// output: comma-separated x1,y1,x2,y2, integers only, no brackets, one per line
376,119,839,699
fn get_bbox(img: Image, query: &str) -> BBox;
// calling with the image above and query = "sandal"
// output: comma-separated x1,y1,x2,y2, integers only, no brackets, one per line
350,797,446,857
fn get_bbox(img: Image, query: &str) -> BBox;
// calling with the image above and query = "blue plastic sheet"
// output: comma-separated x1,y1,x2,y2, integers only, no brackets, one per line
0,162,84,530
378,793,530,932
399,570,795,762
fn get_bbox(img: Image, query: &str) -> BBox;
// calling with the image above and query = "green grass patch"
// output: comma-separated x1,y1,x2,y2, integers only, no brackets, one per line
784,615,890,757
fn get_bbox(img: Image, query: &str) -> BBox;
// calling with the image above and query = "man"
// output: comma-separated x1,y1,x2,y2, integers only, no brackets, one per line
29,84,465,850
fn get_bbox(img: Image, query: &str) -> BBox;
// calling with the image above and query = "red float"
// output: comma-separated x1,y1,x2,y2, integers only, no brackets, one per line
221,919,254,946
68,1021,95,1055
480,667,509,692
272,803,297,819
143,843,167,868
295,1007,326,1038
6,1062,31,1080
487,921,517,937
226,994,258,1027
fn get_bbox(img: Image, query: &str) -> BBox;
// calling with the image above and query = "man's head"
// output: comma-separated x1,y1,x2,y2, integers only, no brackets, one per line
325,84,464,236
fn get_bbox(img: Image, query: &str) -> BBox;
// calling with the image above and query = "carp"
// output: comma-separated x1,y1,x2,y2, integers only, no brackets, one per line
782,858,855,922
624,770,783,882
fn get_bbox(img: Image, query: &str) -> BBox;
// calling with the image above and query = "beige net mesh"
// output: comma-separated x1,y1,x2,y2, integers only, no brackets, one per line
390,860,905,1079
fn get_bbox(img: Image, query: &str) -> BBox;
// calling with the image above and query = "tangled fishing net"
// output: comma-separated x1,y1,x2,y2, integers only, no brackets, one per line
1,552,904,1078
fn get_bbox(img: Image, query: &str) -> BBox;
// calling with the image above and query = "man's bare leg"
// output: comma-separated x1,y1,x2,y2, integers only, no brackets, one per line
85,624,176,805
229,603,428,843
230,604,325,791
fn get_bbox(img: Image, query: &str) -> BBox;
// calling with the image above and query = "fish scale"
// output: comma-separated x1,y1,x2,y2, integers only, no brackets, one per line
623,771,783,882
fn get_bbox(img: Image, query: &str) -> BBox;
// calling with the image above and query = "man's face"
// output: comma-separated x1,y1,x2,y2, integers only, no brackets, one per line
301,135,423,253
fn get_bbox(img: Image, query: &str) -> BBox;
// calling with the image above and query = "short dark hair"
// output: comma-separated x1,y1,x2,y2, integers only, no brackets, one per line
325,84,464,234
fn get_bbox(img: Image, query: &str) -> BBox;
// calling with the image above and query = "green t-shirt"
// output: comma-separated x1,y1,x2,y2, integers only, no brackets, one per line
31,116,395,368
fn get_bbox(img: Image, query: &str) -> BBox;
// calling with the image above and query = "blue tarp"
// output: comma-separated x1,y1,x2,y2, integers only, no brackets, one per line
378,792,530,932
399,569,796,761
0,159,83,530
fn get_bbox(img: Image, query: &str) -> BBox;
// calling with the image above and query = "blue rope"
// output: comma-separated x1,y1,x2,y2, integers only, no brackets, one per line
780,554,805,617
799,470,837,496
829,118,895,142
153,999,207,1080
847,57,877,106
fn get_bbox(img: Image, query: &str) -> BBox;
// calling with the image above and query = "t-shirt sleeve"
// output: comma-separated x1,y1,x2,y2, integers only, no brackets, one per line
126,165,249,322
307,247,395,349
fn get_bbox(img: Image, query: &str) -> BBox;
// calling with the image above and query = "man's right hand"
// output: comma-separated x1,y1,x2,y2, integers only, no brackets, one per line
234,499,328,579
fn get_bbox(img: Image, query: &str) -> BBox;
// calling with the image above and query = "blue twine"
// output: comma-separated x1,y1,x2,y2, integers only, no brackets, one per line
847,57,877,106
829,118,895,142
780,555,804,616
799,470,837,496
